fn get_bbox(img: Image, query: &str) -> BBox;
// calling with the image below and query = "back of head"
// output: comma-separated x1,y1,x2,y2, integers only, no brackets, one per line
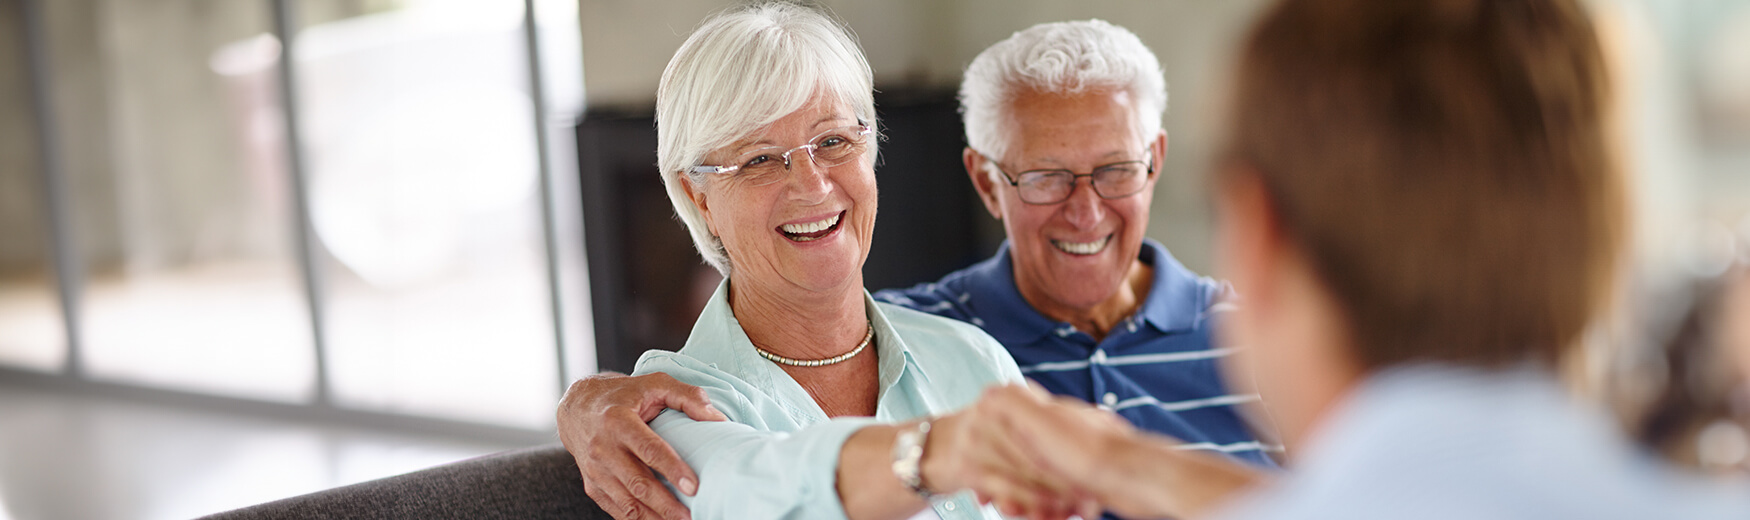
1222,0,1623,369
960,20,1167,159
654,1,876,273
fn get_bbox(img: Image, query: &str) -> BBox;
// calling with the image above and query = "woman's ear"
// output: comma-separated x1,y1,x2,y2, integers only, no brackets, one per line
680,174,717,236
963,147,1003,220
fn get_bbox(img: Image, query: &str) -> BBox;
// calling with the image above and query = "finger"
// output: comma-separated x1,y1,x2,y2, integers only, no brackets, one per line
609,407,702,497
965,416,1074,496
585,472,638,519
587,431,693,520
970,472,1057,520
622,470,691,520
1076,496,1102,520
963,391,1085,498
985,396,1113,484
591,442,691,520
595,479,668,520
638,373,728,422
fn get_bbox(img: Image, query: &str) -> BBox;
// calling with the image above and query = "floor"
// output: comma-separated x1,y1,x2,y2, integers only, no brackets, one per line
0,378,538,520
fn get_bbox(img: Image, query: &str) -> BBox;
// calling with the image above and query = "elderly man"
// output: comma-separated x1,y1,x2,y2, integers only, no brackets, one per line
558,20,1273,520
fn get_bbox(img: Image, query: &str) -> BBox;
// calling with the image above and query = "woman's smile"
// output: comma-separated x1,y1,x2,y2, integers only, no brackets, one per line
779,211,845,242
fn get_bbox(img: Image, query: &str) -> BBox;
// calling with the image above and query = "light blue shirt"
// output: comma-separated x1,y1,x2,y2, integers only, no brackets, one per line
1214,364,1750,520
633,278,1025,520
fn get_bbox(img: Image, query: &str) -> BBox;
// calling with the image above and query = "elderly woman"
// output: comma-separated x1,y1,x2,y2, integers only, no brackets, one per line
627,4,1037,519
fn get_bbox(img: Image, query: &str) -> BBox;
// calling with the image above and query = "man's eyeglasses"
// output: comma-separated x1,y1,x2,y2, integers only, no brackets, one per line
980,148,1156,205
690,123,874,187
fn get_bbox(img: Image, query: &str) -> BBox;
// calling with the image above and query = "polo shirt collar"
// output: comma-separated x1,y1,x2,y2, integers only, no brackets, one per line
962,239,1211,345
1136,239,1213,334
959,241,1061,346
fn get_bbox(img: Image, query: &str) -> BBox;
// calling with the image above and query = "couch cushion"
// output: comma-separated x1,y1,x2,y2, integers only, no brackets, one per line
201,444,610,519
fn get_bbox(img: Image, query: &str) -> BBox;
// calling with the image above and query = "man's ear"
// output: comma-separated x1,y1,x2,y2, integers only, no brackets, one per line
963,147,1003,220
1152,131,1169,177
680,174,717,236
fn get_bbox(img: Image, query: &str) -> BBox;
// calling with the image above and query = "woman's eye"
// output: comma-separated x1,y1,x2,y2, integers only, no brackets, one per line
742,155,774,168
818,136,847,148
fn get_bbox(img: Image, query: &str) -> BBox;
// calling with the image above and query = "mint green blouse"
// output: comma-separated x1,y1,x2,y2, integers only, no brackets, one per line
633,278,1024,519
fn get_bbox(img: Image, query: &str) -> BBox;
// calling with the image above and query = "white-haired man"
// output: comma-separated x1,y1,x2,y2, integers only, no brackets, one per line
558,20,1274,520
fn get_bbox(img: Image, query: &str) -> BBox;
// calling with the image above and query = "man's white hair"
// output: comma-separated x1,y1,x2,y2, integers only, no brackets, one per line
960,19,1167,161
656,2,877,274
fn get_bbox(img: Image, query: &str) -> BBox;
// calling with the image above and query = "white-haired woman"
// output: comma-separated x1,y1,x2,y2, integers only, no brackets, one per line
619,4,1058,519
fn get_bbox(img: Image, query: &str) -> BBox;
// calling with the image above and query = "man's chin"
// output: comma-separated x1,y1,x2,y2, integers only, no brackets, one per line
1040,277,1126,308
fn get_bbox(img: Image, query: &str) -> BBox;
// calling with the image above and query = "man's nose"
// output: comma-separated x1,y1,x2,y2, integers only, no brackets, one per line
1060,176,1105,229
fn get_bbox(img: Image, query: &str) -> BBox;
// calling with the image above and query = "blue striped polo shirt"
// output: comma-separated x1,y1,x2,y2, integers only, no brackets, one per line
875,239,1280,468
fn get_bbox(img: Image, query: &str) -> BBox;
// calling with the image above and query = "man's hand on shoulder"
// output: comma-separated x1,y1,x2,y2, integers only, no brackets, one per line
557,372,728,520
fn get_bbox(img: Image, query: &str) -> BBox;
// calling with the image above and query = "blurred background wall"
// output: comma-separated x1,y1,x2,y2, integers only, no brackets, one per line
0,0,1746,518
579,0,1272,276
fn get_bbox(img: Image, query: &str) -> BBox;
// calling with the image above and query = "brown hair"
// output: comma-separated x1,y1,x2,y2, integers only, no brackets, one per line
1222,0,1624,369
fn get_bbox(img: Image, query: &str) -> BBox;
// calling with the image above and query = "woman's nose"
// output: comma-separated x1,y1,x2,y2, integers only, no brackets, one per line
785,153,833,200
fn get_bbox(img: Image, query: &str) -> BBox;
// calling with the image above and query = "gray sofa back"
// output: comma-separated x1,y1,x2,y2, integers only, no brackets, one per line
202,444,611,519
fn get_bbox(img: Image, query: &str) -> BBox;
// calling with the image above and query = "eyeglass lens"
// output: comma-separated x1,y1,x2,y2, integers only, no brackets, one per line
1014,161,1150,203
727,126,868,186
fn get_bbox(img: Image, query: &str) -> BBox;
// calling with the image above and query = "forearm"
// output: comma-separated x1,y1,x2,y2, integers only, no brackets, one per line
838,423,931,520
1092,433,1268,519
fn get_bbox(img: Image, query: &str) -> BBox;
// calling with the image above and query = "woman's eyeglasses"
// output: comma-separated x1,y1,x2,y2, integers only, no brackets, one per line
690,123,874,186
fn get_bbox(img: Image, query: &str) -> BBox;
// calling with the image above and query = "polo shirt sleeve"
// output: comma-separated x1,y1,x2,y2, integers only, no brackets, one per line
638,355,882,520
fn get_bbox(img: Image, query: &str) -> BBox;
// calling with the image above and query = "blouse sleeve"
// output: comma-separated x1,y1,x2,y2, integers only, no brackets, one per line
637,354,881,520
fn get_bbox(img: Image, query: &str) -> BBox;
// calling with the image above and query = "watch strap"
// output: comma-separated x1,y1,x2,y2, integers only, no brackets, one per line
890,419,936,499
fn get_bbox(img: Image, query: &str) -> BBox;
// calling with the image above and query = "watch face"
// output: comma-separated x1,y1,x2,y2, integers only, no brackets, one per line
891,424,931,494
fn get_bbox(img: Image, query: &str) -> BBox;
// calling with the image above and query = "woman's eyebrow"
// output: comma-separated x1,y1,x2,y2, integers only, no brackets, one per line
812,115,854,129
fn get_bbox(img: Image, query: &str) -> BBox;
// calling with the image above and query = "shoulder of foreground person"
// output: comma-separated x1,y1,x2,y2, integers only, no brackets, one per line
1209,366,1750,520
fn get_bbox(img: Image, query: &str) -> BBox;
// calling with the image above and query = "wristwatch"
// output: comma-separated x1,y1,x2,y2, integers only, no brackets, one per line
890,419,936,499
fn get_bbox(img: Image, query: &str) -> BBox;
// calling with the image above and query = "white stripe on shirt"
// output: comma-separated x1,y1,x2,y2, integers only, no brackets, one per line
918,300,956,313
1019,348,1236,373
1113,393,1262,412
1174,440,1283,454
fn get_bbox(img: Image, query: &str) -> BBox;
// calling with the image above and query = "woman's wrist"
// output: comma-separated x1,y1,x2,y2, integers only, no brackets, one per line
915,414,959,496
890,419,937,498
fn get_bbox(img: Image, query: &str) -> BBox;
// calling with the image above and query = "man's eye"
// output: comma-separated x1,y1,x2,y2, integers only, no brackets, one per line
1098,164,1142,176
1021,173,1068,185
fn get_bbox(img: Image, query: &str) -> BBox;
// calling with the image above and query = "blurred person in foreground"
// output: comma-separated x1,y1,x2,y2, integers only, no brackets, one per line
955,0,1750,518
561,18,1277,520
596,3,1054,519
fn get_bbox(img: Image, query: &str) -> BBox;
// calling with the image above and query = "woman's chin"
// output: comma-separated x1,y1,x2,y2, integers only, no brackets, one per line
779,246,865,293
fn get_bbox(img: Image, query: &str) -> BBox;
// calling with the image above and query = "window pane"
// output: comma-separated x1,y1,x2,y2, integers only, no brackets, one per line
0,1,65,373
294,0,561,428
51,0,315,401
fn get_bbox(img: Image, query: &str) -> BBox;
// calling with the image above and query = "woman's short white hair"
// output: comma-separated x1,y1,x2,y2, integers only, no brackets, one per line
960,19,1167,160
656,2,877,274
